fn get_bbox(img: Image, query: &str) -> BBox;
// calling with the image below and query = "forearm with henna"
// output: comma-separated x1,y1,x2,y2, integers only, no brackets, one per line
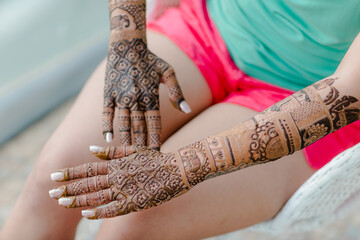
103,0,188,149
176,77,360,185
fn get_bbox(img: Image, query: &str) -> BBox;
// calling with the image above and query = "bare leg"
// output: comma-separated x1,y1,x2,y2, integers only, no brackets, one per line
96,103,316,240
0,30,212,240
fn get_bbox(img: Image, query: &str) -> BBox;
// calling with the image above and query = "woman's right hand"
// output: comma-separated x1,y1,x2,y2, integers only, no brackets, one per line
103,0,191,150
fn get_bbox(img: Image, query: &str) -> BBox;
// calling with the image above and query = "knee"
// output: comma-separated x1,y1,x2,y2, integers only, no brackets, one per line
32,140,74,187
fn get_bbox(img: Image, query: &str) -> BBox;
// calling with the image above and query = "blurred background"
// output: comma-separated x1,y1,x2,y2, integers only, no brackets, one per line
0,0,360,239
0,0,109,145
0,0,109,238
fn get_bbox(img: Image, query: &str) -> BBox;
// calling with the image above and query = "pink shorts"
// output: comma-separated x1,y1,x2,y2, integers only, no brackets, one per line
148,0,360,170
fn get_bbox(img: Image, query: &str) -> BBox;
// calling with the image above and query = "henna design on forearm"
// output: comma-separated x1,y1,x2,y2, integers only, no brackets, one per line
175,78,360,182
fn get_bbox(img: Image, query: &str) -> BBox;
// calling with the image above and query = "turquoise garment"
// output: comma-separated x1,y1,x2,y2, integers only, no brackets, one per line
207,0,360,91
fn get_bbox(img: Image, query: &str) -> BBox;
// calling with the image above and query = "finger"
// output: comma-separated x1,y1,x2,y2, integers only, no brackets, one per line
131,110,147,146
161,67,191,113
82,201,121,219
89,145,139,160
145,110,161,150
49,175,110,199
102,104,115,143
50,162,109,182
118,108,131,146
58,189,113,208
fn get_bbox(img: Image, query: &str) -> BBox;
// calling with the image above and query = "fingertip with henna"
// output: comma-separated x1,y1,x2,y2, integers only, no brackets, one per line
50,172,64,181
89,146,109,159
58,197,75,207
105,132,113,143
48,189,62,198
82,210,96,218
180,101,191,113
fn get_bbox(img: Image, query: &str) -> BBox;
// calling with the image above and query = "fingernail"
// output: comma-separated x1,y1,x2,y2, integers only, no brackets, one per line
58,197,74,207
180,101,191,113
51,172,64,181
90,146,108,160
49,188,62,198
90,146,103,153
105,133,113,143
82,210,96,218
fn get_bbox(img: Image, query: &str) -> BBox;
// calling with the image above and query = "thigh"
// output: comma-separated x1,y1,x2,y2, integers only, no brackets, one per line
97,103,316,240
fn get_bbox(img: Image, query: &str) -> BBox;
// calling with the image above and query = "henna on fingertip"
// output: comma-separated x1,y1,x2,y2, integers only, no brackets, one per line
50,162,109,182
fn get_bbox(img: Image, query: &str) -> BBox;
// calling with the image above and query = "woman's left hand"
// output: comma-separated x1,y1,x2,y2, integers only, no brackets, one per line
49,146,189,219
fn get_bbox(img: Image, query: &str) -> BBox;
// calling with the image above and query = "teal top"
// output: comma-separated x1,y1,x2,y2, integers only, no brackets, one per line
207,0,360,91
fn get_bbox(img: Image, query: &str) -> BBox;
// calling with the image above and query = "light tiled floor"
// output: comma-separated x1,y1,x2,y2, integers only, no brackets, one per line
1,97,360,239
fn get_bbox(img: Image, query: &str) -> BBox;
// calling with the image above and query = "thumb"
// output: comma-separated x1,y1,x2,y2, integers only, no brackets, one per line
161,67,191,113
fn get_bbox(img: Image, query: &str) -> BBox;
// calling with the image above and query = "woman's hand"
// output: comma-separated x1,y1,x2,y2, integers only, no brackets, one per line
49,146,190,219
103,38,190,149
103,0,190,149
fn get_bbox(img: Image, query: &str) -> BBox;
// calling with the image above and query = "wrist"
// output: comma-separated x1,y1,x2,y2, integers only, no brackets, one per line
174,140,214,187
108,0,147,42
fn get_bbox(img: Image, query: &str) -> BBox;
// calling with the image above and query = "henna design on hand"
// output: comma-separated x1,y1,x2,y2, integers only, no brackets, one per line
51,147,190,218
103,0,189,148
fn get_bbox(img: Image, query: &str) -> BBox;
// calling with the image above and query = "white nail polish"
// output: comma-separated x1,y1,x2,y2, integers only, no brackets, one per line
51,172,64,181
106,133,113,143
59,197,73,206
180,101,191,114
90,146,103,153
82,210,95,218
49,189,62,198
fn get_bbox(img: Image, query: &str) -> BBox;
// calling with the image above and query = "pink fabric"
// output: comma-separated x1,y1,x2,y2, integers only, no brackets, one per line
147,0,360,170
